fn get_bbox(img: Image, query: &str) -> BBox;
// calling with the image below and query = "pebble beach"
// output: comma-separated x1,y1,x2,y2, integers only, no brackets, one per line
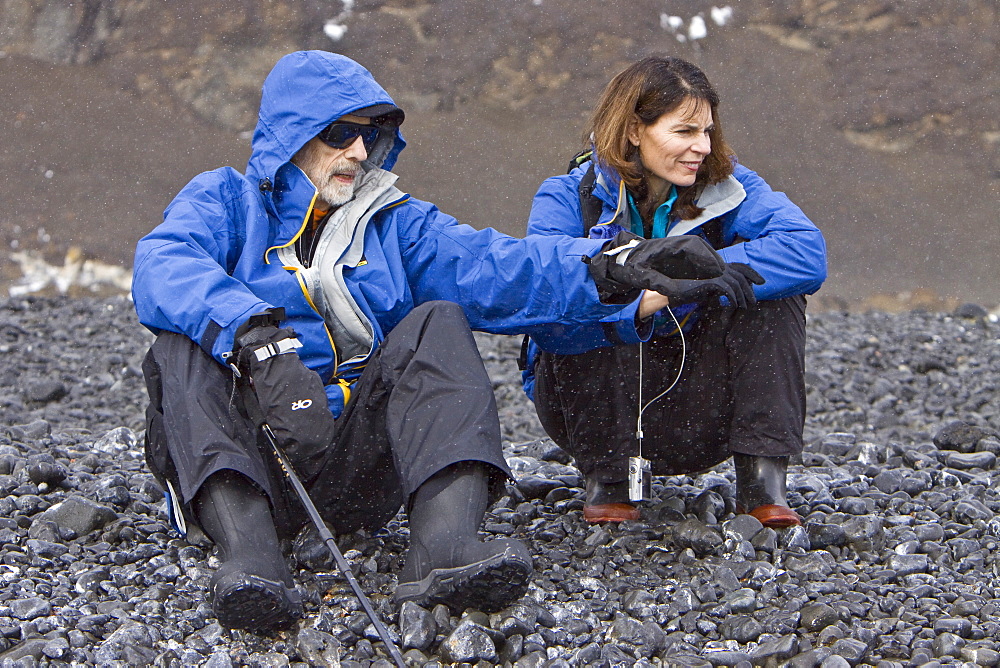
0,295,998,667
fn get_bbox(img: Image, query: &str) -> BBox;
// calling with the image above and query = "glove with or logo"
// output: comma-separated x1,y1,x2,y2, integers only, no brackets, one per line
584,230,764,308
231,310,335,481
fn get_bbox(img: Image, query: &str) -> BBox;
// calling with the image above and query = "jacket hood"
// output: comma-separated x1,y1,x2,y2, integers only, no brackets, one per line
246,51,406,185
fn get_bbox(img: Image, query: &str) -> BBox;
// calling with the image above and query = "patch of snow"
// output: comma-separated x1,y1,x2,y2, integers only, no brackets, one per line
711,6,733,27
688,15,708,40
661,14,684,32
324,21,348,42
8,249,132,297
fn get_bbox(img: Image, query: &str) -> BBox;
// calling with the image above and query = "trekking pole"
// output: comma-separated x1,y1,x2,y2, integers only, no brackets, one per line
261,424,406,668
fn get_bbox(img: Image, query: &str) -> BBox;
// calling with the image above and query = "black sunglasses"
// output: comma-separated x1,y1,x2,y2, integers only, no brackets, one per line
317,121,381,151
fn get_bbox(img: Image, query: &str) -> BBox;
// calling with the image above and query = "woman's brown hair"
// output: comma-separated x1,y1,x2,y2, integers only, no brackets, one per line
587,56,735,221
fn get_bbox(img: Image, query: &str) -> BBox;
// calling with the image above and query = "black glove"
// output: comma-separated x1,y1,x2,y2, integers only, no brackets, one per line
231,309,336,481
585,231,765,308
585,231,726,303
664,262,765,308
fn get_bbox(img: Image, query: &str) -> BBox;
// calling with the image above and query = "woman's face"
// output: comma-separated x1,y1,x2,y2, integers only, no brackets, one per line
628,97,713,189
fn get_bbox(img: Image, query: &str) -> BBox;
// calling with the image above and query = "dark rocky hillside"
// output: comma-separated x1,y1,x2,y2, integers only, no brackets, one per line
1,0,998,307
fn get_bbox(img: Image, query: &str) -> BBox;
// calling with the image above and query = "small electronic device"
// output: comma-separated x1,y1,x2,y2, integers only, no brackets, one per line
628,456,652,502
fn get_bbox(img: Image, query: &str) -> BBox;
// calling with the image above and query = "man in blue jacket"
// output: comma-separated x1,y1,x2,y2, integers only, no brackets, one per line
133,51,726,632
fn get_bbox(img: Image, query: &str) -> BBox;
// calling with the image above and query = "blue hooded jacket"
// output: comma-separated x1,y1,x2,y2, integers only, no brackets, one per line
133,51,641,417
520,156,827,400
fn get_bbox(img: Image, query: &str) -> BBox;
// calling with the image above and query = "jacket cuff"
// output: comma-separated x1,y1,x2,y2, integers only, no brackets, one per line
605,299,651,345
205,303,274,364
718,243,750,266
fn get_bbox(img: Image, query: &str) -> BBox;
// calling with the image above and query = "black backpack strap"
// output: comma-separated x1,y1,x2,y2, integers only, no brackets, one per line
567,148,593,173
517,333,531,371
577,161,602,236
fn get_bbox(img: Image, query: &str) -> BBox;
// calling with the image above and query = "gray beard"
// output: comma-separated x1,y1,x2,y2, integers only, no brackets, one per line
292,141,363,207
315,171,358,206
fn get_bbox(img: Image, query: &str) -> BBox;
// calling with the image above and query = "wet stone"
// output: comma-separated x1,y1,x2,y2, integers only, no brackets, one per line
786,648,833,668
24,380,68,403
723,514,764,542
438,620,498,664
722,588,756,614
785,552,835,578
5,301,1000,665
0,637,48,663
398,601,436,651
295,628,342,665
9,598,51,621
622,589,656,616
712,566,741,593
961,646,1000,666
514,475,563,500
781,525,812,551
952,498,993,522
751,527,779,552
933,617,973,638
609,615,667,658
692,490,726,520
750,635,800,664
807,522,847,549
800,603,840,632
514,651,548,668
92,426,138,455
703,649,752,666
886,553,929,577
25,538,67,560
36,495,117,537
25,456,66,486
932,631,965,658
842,516,885,552
838,496,873,515
673,519,723,555
6,420,51,441
943,451,997,470
203,651,235,668
933,421,991,453
718,615,763,643
871,470,904,494
829,638,869,664
913,523,945,542
978,438,1000,455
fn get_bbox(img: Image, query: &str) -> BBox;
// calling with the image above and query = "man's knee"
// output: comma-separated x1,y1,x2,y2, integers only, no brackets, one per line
411,300,468,326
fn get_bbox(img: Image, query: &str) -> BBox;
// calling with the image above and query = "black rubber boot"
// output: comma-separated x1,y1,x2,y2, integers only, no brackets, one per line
194,470,302,632
395,461,532,613
733,454,801,528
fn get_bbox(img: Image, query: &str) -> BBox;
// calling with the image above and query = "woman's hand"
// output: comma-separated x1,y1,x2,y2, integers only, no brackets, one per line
638,290,671,320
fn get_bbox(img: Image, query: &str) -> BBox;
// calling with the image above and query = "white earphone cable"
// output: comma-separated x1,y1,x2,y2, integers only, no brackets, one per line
636,304,687,458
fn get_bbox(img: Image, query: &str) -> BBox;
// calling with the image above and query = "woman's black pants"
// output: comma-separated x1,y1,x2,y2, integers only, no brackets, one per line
142,301,510,538
533,296,807,482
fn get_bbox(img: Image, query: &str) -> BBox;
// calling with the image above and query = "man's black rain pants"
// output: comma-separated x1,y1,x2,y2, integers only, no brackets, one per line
142,301,511,538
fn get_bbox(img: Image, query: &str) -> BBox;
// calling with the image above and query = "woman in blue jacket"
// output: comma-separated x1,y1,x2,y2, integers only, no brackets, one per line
524,57,827,527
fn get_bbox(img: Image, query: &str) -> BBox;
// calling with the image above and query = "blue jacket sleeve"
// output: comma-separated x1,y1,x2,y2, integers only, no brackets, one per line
523,171,649,354
132,169,273,363
394,200,635,336
718,165,827,300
